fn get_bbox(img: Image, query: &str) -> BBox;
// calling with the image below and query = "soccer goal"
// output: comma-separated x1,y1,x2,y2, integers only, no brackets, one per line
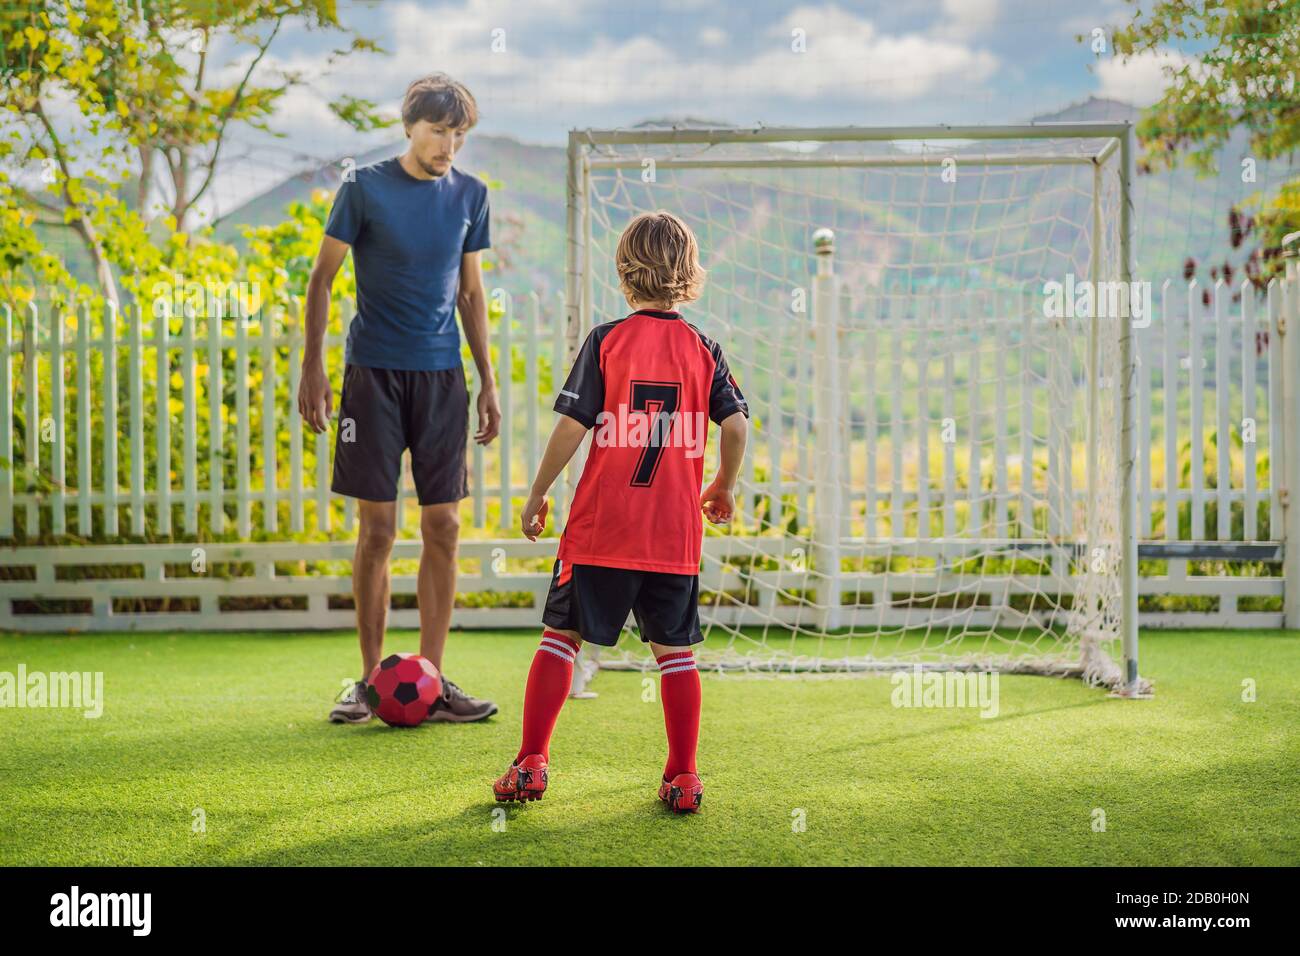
563,123,1149,696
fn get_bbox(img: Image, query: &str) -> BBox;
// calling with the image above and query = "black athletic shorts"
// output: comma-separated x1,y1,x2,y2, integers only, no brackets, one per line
331,363,470,506
542,559,704,648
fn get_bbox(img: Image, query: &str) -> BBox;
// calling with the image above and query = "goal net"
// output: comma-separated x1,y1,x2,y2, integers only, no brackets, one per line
565,124,1145,693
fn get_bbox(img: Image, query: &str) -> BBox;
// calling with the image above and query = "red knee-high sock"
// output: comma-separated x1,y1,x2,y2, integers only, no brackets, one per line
516,631,580,763
657,650,701,779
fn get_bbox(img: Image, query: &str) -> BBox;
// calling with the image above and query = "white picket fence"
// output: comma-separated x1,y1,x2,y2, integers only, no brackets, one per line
0,291,570,540
0,275,1291,631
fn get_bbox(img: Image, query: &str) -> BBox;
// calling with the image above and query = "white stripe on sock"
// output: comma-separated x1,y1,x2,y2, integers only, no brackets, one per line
540,634,577,658
659,661,697,676
658,655,694,667
538,644,576,664
541,636,577,656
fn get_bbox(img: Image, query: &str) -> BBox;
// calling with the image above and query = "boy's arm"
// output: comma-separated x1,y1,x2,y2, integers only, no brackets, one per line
701,338,750,524
701,411,748,524
523,326,606,539
521,415,589,540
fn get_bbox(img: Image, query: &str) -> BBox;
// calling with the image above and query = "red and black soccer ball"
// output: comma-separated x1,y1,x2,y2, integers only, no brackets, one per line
365,653,443,727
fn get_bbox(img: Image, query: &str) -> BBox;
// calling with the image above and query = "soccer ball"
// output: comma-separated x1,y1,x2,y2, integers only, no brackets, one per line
366,653,443,727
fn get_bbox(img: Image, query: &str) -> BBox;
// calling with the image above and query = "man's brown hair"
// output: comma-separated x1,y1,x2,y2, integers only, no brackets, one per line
401,73,478,130
616,211,706,306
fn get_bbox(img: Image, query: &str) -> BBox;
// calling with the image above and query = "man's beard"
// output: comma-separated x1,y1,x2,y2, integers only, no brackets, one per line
418,157,450,177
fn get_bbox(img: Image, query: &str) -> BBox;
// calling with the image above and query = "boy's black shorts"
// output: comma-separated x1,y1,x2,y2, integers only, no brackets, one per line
331,363,469,506
542,560,704,648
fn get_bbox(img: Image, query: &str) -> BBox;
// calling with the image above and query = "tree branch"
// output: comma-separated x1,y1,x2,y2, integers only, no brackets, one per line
30,99,120,307
185,16,284,215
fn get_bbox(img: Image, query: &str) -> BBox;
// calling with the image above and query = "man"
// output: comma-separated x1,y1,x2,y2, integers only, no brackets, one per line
297,73,500,724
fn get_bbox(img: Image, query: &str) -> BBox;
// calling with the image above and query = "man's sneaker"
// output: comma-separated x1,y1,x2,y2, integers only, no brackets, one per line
425,677,498,723
493,754,548,802
658,772,704,814
329,680,373,724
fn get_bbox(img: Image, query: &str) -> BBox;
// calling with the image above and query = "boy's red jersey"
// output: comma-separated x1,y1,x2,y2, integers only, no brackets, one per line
553,309,748,575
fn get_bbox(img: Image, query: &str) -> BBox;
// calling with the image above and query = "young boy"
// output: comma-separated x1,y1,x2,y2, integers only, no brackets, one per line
492,210,749,813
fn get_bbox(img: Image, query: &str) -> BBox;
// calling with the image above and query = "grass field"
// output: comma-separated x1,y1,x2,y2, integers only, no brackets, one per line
1,628,1296,866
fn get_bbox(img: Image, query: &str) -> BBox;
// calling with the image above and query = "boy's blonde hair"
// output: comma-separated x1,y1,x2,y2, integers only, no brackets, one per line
615,211,706,306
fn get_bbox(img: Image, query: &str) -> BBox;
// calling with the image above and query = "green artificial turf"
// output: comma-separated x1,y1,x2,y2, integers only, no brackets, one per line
0,628,1296,866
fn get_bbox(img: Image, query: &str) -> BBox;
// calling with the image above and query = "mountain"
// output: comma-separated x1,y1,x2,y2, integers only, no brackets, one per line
214,97,1294,303
213,132,569,300
1038,97,1283,284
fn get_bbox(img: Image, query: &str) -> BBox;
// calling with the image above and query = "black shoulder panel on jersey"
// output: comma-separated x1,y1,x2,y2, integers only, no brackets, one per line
688,324,750,425
553,319,626,428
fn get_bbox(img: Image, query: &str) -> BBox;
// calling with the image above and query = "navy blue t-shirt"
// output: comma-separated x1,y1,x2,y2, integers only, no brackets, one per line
325,158,490,370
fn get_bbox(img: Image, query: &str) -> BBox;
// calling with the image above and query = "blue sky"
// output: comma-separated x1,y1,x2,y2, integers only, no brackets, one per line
213,0,1187,211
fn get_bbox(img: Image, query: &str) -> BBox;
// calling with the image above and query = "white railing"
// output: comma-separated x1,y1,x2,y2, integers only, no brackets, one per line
0,291,569,540
0,276,1291,631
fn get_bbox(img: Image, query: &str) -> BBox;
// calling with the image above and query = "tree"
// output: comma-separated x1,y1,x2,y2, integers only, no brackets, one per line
114,0,392,230
0,0,391,306
1108,0,1300,285
1,0,136,304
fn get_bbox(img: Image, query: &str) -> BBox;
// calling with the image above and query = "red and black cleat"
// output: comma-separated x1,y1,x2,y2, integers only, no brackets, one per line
658,772,703,814
493,753,548,803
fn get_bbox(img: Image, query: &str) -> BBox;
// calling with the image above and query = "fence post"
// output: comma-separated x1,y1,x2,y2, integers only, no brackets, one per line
812,228,844,629
1282,234,1300,627
498,289,513,532
0,304,11,538
23,302,38,536
103,300,118,536
128,302,144,536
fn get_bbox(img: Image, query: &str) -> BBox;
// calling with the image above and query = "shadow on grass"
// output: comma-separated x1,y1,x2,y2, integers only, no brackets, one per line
226,792,708,867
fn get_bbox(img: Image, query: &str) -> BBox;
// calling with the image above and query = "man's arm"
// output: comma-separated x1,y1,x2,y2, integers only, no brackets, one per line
520,415,589,540
457,250,501,445
297,235,350,433
701,410,748,524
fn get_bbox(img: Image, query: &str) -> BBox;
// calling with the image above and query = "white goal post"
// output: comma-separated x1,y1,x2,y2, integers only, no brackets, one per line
563,122,1148,696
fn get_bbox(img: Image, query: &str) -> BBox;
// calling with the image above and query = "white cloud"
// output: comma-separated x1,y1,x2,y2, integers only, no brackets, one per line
204,0,1003,214
391,0,604,33
1095,48,1190,106
936,0,1000,40
752,5,999,99
367,2,1000,108
699,27,728,48
1060,0,1129,39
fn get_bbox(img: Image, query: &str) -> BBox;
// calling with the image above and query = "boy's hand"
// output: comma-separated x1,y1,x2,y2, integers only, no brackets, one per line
521,492,549,541
700,480,735,525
